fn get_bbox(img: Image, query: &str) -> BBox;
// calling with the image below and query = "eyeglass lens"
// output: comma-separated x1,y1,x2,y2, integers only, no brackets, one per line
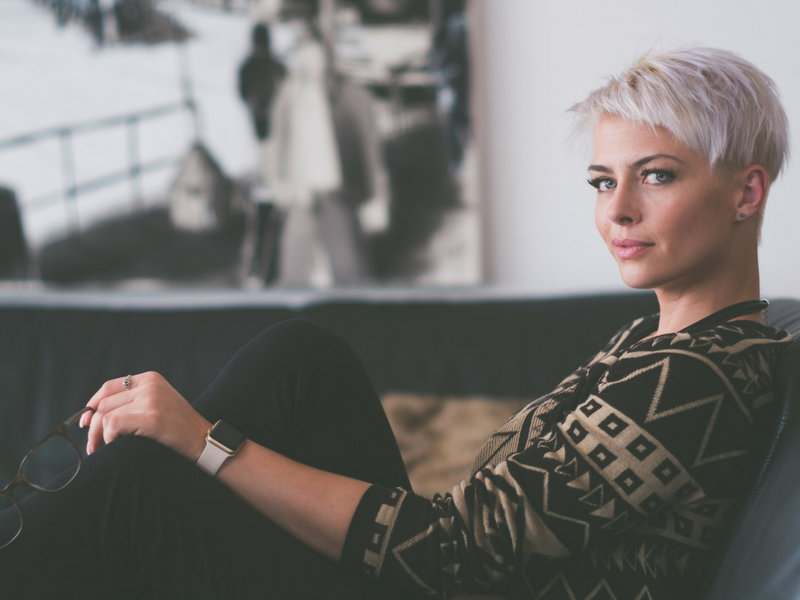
23,436,82,492
0,411,88,549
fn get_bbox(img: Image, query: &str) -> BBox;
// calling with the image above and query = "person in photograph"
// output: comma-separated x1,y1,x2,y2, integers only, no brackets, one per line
268,21,344,287
238,22,287,282
239,23,287,143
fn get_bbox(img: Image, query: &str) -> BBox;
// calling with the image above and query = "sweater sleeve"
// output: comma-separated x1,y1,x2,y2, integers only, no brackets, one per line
341,326,790,598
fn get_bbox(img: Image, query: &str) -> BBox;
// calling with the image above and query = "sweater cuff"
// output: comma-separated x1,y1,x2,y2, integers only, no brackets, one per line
341,484,408,579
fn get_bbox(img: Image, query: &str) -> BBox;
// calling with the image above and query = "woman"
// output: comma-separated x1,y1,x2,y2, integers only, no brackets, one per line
1,47,793,600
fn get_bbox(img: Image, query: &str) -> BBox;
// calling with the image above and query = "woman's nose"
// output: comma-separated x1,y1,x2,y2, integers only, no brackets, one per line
605,182,641,225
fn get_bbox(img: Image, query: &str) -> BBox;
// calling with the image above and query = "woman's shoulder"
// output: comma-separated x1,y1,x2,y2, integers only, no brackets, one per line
610,312,792,354
607,319,793,412
625,319,793,354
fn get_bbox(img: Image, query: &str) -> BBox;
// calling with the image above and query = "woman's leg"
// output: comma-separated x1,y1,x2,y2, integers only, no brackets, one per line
190,318,410,489
0,319,412,599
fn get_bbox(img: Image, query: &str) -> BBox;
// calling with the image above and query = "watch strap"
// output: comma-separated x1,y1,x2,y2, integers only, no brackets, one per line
197,439,231,476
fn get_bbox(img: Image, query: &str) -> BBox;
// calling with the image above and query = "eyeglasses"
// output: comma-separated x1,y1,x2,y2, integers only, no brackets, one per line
0,407,94,549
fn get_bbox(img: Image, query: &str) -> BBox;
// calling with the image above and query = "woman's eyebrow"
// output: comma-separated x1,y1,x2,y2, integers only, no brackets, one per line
588,153,686,173
630,154,686,169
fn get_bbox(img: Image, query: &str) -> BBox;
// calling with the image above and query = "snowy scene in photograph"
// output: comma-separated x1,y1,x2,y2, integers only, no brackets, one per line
0,0,480,288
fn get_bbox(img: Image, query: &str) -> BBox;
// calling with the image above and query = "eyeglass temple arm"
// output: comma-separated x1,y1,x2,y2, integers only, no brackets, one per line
61,407,95,430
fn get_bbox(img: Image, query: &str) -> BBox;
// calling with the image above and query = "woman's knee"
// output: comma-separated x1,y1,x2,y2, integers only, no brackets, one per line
193,317,378,454
241,318,362,377
256,318,351,356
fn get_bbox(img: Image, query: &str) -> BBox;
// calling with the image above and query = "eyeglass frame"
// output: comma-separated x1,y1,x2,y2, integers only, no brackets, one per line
0,406,95,550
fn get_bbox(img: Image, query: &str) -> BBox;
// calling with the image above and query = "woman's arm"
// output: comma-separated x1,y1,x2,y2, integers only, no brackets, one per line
214,439,370,561
81,371,370,562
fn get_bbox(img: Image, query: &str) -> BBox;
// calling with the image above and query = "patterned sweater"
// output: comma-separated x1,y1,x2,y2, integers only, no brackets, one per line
341,316,793,600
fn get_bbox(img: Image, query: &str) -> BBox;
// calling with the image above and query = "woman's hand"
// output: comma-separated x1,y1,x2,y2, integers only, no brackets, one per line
80,372,212,462
80,374,369,562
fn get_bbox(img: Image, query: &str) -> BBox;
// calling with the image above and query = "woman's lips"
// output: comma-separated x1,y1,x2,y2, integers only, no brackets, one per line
612,238,654,259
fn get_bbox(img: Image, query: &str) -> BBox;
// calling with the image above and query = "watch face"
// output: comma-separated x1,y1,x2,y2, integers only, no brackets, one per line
210,420,247,453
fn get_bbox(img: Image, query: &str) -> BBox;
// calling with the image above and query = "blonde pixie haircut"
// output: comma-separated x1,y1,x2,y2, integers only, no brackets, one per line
570,46,790,184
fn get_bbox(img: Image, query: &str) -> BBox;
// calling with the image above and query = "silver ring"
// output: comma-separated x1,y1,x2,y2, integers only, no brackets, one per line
123,374,132,391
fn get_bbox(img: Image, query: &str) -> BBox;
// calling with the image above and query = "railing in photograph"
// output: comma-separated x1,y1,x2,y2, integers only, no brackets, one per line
0,100,198,236
181,0,255,13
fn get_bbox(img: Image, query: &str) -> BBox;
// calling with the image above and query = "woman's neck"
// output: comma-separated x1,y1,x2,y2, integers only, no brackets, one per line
649,254,762,338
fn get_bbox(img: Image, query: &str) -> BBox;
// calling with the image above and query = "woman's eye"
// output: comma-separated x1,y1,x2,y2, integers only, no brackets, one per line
599,179,617,191
588,177,617,191
642,169,675,184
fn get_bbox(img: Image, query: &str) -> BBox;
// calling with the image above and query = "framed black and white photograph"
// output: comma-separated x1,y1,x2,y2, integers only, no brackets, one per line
0,0,482,290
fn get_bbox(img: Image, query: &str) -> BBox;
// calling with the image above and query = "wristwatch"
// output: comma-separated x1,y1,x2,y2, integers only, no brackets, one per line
197,420,247,477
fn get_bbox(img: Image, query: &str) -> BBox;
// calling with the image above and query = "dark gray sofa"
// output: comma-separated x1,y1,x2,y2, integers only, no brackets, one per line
1,290,798,599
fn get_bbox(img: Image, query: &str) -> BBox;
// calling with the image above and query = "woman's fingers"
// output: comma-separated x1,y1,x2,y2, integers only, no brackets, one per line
81,375,135,428
79,409,95,428
99,401,152,447
86,390,135,454
80,371,210,461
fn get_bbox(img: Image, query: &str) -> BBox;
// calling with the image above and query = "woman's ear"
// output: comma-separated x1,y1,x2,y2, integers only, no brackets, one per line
735,165,769,221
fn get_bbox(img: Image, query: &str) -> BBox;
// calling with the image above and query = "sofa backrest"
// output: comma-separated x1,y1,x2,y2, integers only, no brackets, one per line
703,299,800,600
0,291,659,487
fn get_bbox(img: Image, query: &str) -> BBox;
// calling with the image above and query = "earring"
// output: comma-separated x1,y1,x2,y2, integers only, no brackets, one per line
739,213,746,218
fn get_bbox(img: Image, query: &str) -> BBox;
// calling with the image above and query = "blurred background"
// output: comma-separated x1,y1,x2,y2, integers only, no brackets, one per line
1,0,799,296
0,0,480,289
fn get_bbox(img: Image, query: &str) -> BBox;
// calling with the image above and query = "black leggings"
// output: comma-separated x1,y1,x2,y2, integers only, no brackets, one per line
0,319,413,600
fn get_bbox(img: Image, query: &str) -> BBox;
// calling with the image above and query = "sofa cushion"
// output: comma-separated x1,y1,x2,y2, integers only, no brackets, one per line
382,394,528,497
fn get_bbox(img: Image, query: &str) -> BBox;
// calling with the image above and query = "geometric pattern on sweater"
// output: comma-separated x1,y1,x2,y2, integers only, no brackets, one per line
520,536,710,599
342,318,793,599
469,317,649,476
558,396,704,521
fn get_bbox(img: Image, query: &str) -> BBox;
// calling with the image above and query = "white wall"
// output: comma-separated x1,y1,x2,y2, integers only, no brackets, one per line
477,0,800,299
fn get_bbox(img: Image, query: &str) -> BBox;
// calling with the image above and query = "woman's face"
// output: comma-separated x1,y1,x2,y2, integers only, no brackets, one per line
590,115,742,293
